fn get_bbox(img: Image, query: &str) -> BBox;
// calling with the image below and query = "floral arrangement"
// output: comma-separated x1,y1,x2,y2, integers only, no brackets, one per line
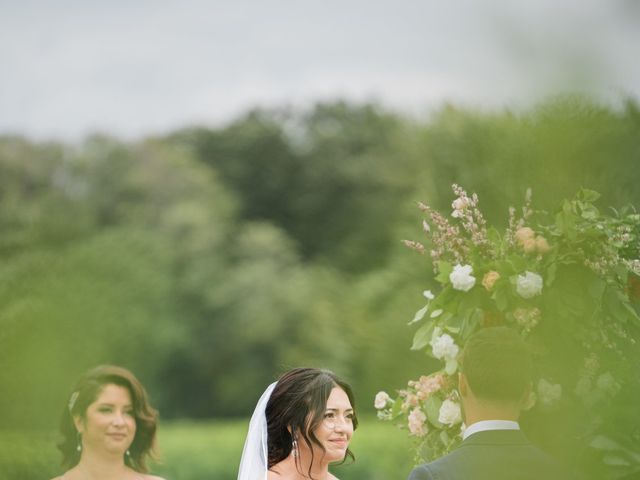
375,185,640,473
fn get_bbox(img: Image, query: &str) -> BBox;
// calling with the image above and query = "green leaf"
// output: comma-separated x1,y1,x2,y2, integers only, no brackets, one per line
555,200,577,240
579,188,601,203
409,304,429,325
487,227,502,245
435,261,453,284
425,396,443,428
461,308,483,339
604,287,638,324
444,324,461,335
602,454,631,467
581,205,599,220
390,397,404,418
546,263,557,287
411,322,435,351
590,435,622,451
492,284,509,312
506,255,526,272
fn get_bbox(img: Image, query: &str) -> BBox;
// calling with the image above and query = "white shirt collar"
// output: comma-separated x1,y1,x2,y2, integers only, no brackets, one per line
462,420,520,440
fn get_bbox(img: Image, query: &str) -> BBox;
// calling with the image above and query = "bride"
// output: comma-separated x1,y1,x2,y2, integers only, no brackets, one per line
238,368,358,480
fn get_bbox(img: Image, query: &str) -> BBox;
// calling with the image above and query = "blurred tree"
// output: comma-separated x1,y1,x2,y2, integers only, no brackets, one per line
172,101,419,272
412,96,640,223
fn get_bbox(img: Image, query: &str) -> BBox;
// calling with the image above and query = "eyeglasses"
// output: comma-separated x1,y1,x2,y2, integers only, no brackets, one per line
322,411,354,429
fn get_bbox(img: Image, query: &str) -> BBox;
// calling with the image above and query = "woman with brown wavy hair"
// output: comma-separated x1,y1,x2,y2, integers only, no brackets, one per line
238,367,358,480
50,365,165,480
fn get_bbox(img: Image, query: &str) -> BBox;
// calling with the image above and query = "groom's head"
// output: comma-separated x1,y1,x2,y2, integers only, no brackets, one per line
459,327,532,410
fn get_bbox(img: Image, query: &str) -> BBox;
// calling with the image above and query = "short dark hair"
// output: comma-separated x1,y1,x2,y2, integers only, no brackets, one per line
58,365,159,472
461,327,533,403
266,368,357,478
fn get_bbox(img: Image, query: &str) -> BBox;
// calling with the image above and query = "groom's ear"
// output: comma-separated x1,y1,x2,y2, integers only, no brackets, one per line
458,373,468,398
518,382,533,409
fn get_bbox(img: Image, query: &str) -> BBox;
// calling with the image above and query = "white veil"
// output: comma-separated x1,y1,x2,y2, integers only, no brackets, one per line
237,381,277,480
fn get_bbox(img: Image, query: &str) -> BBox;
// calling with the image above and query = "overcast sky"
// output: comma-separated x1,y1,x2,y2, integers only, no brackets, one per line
1,0,639,141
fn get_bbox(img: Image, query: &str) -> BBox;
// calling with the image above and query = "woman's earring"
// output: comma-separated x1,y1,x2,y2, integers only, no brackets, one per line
292,438,298,458
76,432,82,452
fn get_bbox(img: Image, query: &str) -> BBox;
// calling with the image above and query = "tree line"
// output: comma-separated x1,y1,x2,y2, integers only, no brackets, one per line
1,97,638,429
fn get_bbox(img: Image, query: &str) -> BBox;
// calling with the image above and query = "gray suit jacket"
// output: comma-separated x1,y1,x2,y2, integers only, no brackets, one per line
408,429,572,480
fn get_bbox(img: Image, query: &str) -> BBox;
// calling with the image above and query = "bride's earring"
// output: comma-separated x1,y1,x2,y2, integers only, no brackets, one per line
76,432,82,452
292,438,299,458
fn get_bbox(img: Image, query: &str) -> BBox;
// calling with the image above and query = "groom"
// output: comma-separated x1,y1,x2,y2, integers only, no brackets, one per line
408,327,573,480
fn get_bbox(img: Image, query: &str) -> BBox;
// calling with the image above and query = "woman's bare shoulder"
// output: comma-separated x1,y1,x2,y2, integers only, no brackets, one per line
50,472,72,480
142,475,165,480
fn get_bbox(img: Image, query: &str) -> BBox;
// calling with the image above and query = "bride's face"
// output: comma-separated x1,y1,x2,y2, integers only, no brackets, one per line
306,387,355,464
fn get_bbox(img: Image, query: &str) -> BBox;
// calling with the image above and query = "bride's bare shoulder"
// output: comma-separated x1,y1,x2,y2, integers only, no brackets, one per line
267,467,286,479
142,475,165,480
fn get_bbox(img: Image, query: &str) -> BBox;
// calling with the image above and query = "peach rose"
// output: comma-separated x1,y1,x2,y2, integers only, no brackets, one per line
482,271,500,291
535,236,551,253
515,227,535,244
522,237,537,254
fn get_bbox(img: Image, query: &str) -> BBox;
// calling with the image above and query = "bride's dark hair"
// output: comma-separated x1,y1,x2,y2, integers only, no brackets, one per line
266,367,357,477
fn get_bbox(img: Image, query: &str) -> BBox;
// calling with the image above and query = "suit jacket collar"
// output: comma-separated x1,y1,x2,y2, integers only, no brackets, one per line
459,428,531,447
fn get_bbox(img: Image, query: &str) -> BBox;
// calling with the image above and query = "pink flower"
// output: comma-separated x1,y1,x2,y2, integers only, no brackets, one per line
408,408,428,436
374,391,391,409
412,374,445,399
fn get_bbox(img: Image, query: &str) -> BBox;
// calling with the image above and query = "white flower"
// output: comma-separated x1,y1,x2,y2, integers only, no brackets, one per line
451,197,469,218
537,379,562,407
516,271,543,299
423,290,435,300
374,391,391,409
430,330,460,374
430,332,459,361
452,198,468,210
450,264,476,292
438,399,462,426
408,408,428,436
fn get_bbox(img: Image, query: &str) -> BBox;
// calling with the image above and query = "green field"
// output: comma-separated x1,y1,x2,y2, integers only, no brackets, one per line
0,417,414,480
